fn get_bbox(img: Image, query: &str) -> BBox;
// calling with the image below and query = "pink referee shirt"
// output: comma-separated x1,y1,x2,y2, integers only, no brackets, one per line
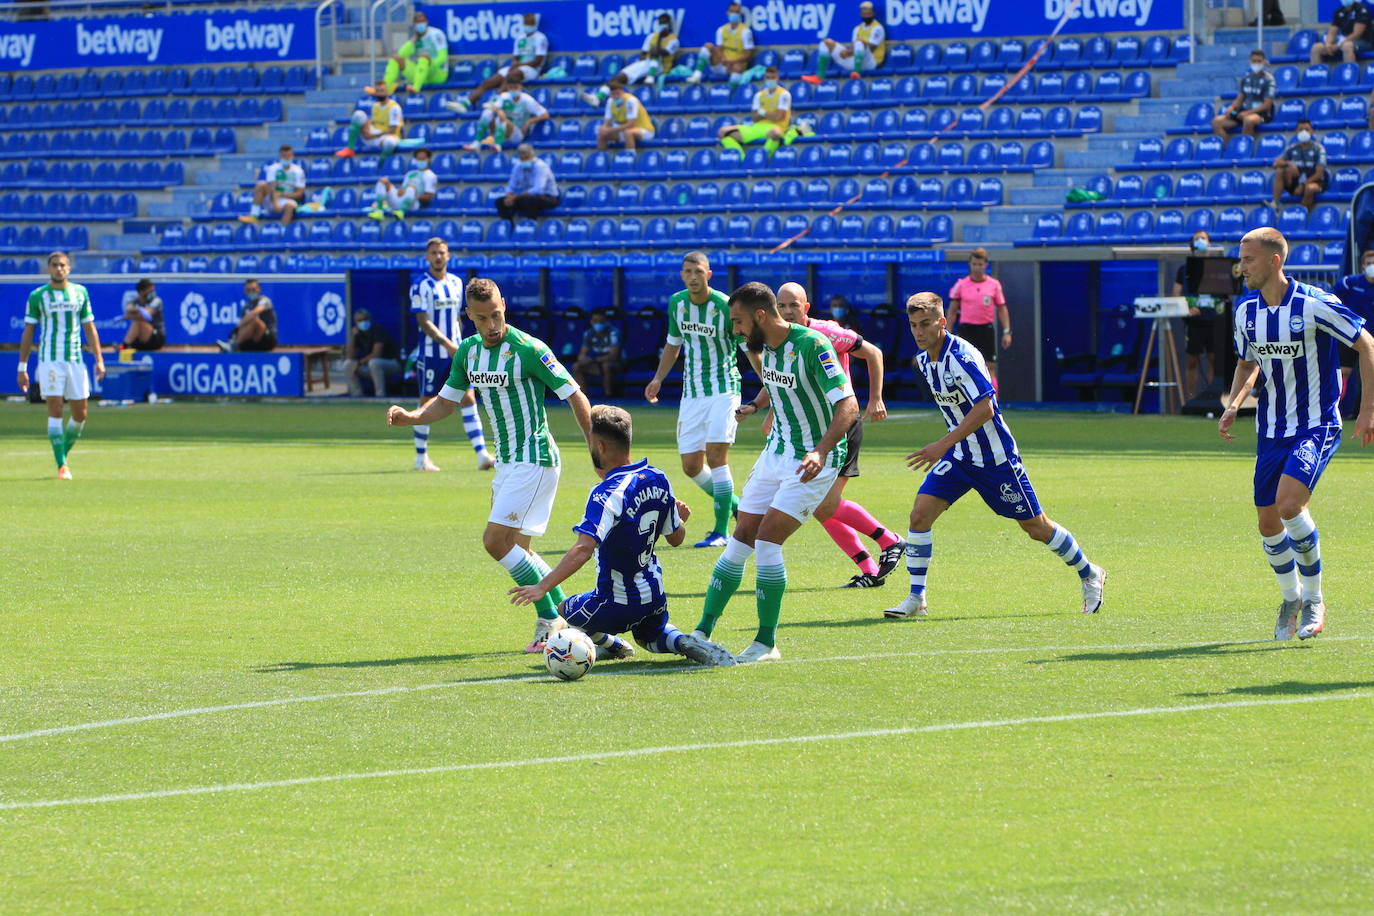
806,317,861,375
948,276,1005,326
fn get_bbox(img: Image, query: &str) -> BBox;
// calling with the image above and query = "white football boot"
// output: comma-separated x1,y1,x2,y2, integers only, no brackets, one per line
1081,564,1107,614
883,593,928,619
678,632,738,667
735,641,781,664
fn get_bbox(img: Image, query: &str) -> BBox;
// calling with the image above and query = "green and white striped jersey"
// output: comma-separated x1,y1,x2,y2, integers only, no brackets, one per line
665,288,744,399
25,283,93,363
758,324,854,468
444,325,578,467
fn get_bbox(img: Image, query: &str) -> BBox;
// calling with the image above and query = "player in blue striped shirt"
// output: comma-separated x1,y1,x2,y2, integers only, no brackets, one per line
1220,228,1374,641
508,405,737,667
885,292,1106,620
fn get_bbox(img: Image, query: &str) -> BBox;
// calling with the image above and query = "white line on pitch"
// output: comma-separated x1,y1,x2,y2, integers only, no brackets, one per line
0,441,388,459
1,636,1363,747
2,691,1369,812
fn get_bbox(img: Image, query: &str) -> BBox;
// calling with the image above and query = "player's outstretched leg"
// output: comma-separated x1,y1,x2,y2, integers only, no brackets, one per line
413,424,440,471
497,546,565,652
588,632,635,660
638,621,737,666
694,537,753,637
885,529,931,618
736,538,785,663
1262,531,1302,640
1038,519,1106,614
46,416,67,473
823,516,883,587
1282,510,1325,639
830,499,905,578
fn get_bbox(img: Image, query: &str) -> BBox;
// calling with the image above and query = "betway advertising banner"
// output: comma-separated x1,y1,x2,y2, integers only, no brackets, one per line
415,0,1178,54
2,277,347,347
0,9,314,70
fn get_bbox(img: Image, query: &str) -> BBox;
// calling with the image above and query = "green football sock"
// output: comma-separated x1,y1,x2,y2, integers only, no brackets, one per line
720,135,743,153
782,126,800,146
697,554,745,637
475,120,491,141
61,419,84,457
384,58,402,90
764,136,780,156
694,54,708,74
817,53,830,80
712,476,734,536
509,554,559,620
754,563,787,647
853,52,864,75
47,431,66,470
345,121,362,149
494,124,508,146
529,553,566,613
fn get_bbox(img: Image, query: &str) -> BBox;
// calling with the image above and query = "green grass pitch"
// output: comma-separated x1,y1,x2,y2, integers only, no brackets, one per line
2,400,1372,913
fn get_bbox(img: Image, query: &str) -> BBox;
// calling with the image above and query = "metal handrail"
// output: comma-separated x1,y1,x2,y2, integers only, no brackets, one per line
314,0,344,88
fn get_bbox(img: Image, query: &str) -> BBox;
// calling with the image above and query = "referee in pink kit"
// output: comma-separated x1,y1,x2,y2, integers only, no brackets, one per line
946,248,1012,391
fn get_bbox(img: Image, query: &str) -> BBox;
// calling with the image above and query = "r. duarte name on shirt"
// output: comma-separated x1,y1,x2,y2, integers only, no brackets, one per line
628,484,670,512
69,18,296,63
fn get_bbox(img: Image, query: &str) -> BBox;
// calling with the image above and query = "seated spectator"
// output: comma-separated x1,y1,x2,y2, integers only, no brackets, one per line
828,294,856,328
343,309,402,396
573,309,623,397
337,80,405,159
1333,248,1374,407
1272,119,1327,211
445,12,548,113
1311,0,1371,63
1170,229,1218,401
597,77,655,150
497,143,559,222
582,12,687,106
718,66,813,157
688,2,762,87
217,279,277,353
467,73,550,151
367,147,437,220
121,278,164,351
804,1,886,84
375,11,448,95
239,144,306,226
1211,49,1275,139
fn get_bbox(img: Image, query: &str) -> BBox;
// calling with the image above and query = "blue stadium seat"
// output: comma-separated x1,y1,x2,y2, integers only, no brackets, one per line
1026,141,1054,168
1257,133,1287,160
916,177,942,205
1133,137,1162,165
1193,135,1223,165
986,106,1015,134
969,40,997,71
1185,209,1214,235
1031,212,1063,241
1309,205,1341,237
913,42,943,73
1324,131,1349,159
1323,240,1344,262
1125,210,1155,238
1332,166,1362,196
160,257,185,273
944,176,974,207
1338,96,1366,124
1222,134,1255,162
996,141,1023,166
937,142,964,168
1277,206,1308,236
1144,173,1173,201
1075,106,1103,132
1205,172,1238,202
1300,64,1329,90
1163,137,1193,164
1308,97,1337,126
1289,243,1319,265
1245,204,1277,231
1096,210,1125,241
1275,98,1305,127
1062,212,1095,242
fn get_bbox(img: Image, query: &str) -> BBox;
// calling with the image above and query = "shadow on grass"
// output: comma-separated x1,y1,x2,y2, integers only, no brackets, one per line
787,610,1066,629
1179,679,1374,698
299,469,412,476
254,652,510,672
664,586,841,599
1027,639,1288,666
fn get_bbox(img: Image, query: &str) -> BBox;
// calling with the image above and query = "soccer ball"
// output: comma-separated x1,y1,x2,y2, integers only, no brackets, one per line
544,627,596,681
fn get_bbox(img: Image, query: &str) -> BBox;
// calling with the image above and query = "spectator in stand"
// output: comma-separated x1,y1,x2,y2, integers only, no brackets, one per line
467,72,550,151
597,76,655,150
375,11,448,95
217,279,277,353
946,248,1011,391
829,294,857,329
366,146,437,220
1333,248,1374,410
239,144,306,226
497,143,559,222
718,65,813,157
337,80,405,159
688,2,762,87
1310,0,1372,64
804,0,886,84
573,309,624,397
1211,49,1276,139
445,12,548,113
344,308,402,396
1170,229,1219,401
121,278,164,351
583,12,687,106
1272,118,1327,212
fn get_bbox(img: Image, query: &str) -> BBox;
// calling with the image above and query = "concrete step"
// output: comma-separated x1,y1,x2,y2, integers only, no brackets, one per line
1161,76,1235,97
1010,187,1070,205
1174,60,1245,80
1139,98,1205,116
286,103,344,122
1113,113,1182,132
1085,131,1151,151
306,86,364,104
1032,167,1100,188
968,223,1034,243
1063,148,1130,169
987,206,1042,224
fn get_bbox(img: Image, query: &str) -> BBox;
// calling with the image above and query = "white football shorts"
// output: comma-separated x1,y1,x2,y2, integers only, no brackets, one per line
737,450,838,523
36,360,90,401
489,460,560,536
677,391,740,454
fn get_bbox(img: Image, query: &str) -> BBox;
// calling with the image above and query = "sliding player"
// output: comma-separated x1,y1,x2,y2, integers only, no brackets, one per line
886,292,1105,620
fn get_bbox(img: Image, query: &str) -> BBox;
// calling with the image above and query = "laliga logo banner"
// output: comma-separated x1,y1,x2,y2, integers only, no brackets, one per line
0,9,315,71
180,292,209,337
315,292,346,337
415,0,1178,54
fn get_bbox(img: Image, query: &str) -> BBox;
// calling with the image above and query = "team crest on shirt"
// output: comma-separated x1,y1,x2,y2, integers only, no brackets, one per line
942,370,958,387
999,483,1024,504
1288,314,1305,333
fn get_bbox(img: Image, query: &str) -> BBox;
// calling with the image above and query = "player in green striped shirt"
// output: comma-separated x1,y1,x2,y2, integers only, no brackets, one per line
644,251,747,547
387,277,593,653
693,282,858,662
17,251,105,479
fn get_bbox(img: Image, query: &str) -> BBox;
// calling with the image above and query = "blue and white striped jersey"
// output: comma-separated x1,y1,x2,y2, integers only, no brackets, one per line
916,333,1020,467
409,270,465,359
1233,279,1365,438
572,459,682,609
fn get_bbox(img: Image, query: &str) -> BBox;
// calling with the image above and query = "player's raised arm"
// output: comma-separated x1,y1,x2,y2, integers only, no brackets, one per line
1218,358,1260,442
509,533,597,605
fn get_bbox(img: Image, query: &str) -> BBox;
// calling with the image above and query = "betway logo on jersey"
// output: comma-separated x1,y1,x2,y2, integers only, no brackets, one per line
444,7,522,42
470,370,511,387
587,5,687,38
932,390,963,406
1045,0,1155,27
1252,341,1304,359
761,366,796,389
745,1,835,34
205,18,297,58
886,0,989,32
0,32,36,67
76,22,164,62
679,321,717,337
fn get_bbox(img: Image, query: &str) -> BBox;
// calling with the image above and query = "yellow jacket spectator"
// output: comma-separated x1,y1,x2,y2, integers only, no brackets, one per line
597,79,654,151
378,11,449,94
805,1,886,83
718,66,813,158
338,80,405,158
689,2,763,87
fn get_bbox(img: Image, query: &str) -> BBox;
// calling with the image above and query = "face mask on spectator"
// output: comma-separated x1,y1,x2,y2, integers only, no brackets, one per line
1192,238,1209,253
246,292,260,303
415,23,427,35
592,321,607,331
357,320,372,331
728,12,741,23
1344,0,1358,7
1297,129,1312,143
1364,264,1374,280
832,305,848,318
764,79,778,90
659,19,672,31
414,157,429,169
1250,62,1264,72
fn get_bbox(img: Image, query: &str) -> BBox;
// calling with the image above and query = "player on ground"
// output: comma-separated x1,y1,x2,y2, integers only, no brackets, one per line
509,405,738,667
885,292,1106,620
644,251,745,547
693,282,858,662
408,238,493,472
17,251,105,480
388,277,593,653
743,281,904,588
1219,227,1374,641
